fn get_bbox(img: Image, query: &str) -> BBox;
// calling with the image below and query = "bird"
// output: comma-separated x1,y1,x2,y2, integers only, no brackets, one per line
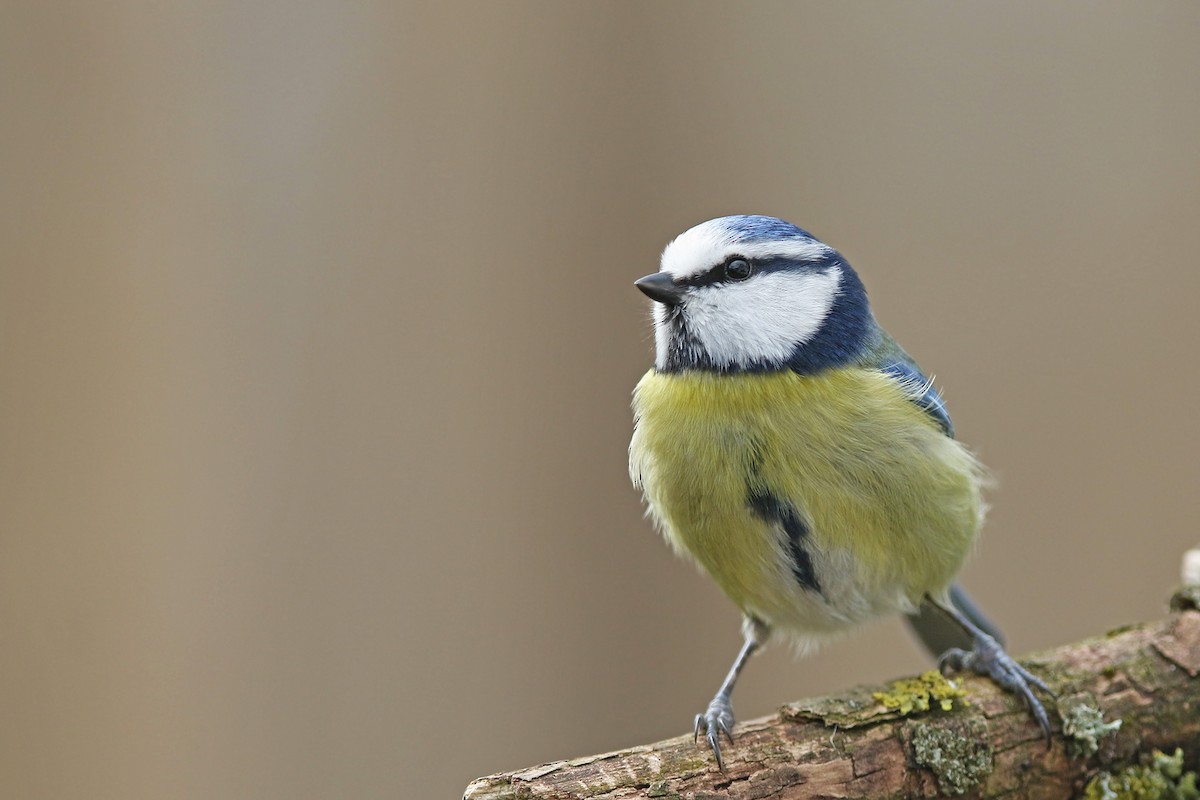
628,215,1052,769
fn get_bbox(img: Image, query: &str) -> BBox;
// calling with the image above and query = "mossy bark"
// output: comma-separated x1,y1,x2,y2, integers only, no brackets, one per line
464,611,1200,800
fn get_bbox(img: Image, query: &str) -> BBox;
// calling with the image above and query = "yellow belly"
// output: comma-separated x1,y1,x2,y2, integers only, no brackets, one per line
629,368,985,634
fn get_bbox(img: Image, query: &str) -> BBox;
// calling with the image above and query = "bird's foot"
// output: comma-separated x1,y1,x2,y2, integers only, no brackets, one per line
694,694,736,770
939,633,1055,740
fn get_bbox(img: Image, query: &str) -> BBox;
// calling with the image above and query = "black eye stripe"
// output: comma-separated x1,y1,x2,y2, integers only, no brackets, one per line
683,256,753,288
678,253,833,290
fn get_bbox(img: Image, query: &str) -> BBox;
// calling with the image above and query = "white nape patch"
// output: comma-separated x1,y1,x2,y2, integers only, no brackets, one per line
660,219,833,279
660,267,843,369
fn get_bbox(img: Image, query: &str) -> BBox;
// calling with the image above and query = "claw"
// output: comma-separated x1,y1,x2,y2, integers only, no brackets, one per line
707,729,725,771
694,695,737,770
938,647,971,674
941,633,1055,743
719,717,735,745
1013,662,1055,697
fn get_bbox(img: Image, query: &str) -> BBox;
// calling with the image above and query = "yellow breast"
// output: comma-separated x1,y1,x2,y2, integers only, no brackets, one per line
629,368,985,633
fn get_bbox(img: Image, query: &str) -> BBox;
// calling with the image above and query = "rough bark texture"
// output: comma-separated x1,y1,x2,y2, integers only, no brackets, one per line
464,610,1200,800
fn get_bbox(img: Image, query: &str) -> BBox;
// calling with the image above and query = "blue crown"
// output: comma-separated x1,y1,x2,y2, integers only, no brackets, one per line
720,215,819,244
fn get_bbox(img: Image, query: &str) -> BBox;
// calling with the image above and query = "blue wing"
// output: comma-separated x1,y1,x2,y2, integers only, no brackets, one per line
878,358,954,438
853,330,955,437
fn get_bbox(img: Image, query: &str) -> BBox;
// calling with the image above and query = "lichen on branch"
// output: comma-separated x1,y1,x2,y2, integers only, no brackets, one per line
465,611,1200,800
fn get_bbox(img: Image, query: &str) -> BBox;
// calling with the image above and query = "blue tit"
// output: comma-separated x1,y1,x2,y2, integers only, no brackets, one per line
629,215,1052,768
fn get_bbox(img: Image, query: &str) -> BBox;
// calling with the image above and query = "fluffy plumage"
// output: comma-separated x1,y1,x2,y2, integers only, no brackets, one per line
630,367,985,640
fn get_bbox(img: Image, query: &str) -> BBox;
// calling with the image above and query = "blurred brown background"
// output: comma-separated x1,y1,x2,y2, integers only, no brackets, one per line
2,3,1198,798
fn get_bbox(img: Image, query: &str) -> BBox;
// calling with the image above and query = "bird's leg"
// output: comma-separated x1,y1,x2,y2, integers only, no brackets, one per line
694,618,767,770
929,594,1055,740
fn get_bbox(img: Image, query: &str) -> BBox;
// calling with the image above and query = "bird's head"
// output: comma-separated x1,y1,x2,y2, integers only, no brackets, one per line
637,215,876,374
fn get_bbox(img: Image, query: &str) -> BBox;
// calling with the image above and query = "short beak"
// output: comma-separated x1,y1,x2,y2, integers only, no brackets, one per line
634,272,685,306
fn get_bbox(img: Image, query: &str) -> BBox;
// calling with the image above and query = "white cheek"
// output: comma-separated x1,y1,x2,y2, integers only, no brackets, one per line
684,268,842,367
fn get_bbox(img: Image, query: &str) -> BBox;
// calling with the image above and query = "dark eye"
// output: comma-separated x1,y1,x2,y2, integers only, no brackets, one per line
724,258,752,281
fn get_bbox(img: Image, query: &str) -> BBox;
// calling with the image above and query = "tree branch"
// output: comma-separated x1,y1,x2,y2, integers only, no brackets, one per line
465,608,1200,799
